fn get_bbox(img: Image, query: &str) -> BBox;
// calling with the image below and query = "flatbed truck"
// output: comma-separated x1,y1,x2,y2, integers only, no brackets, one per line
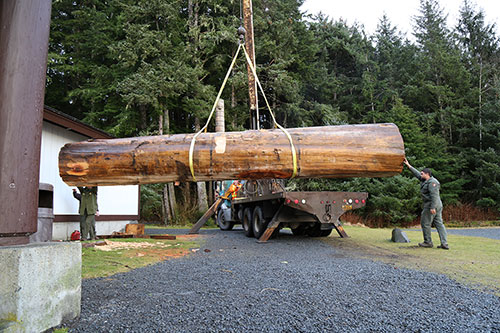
191,179,367,242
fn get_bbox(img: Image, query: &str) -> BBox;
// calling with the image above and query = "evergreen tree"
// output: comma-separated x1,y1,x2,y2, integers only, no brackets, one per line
456,0,500,151
411,0,470,145
46,0,125,124
455,0,500,210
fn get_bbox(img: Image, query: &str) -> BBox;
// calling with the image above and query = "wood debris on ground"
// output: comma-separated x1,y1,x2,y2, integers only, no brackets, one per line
91,240,177,252
97,231,176,240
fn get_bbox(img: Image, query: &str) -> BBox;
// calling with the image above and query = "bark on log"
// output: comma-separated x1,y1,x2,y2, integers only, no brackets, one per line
59,123,405,186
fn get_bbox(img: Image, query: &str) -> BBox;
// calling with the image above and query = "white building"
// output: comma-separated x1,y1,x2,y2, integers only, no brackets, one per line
41,106,139,240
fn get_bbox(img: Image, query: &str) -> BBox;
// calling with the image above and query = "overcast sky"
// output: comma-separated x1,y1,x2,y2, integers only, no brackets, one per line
300,0,500,38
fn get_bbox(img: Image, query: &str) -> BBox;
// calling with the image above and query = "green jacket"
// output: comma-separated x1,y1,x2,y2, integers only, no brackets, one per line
409,166,442,209
77,186,98,215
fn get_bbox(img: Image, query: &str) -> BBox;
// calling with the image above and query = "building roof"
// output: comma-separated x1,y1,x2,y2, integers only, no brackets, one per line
43,105,113,139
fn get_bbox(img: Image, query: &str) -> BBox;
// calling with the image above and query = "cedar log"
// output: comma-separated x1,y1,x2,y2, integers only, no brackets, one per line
59,123,405,186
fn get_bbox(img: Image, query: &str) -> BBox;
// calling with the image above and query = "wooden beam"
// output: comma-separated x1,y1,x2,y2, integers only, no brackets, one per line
59,123,405,186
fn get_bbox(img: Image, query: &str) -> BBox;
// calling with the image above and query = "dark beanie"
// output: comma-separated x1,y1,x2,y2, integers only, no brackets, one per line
422,168,432,177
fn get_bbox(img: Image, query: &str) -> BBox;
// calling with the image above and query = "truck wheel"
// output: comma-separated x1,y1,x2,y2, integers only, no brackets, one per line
306,224,322,237
252,206,267,239
291,225,306,236
217,209,234,231
242,207,254,237
320,229,332,237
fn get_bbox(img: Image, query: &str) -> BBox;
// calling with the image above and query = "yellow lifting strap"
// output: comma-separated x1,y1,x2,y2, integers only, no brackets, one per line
189,43,298,181
189,43,243,181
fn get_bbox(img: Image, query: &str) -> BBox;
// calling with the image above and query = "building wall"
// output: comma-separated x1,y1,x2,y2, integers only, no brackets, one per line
40,122,139,239
52,220,136,240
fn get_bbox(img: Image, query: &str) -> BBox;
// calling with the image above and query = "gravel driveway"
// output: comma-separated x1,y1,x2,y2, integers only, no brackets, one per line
405,227,500,240
68,229,500,332
445,227,500,240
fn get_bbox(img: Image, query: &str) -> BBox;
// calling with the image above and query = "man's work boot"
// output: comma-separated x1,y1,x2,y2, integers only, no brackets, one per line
437,244,449,250
418,242,433,248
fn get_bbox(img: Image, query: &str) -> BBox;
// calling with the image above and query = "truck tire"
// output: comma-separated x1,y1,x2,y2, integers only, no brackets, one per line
242,207,254,237
217,209,234,231
252,206,267,239
306,224,322,237
291,225,306,236
320,229,332,237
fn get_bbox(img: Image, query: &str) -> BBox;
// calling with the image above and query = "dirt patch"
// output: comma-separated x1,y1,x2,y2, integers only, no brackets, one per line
94,239,198,259
126,248,191,260
176,234,201,240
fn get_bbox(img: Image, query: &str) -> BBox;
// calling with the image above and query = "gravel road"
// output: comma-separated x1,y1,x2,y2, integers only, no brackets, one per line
445,227,500,240
68,229,500,332
405,226,500,240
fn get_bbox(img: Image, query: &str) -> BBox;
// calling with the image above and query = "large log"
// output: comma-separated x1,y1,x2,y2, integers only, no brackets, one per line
59,123,405,186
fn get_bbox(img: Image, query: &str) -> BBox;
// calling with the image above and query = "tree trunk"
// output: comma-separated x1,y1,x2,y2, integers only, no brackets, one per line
162,184,171,225
168,182,176,220
210,99,225,205
479,59,483,151
208,181,214,205
182,181,191,207
159,113,171,225
196,183,208,212
194,117,208,211
59,124,406,186
160,109,176,224
139,104,147,131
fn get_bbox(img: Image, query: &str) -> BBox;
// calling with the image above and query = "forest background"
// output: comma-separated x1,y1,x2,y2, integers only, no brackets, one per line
45,0,500,226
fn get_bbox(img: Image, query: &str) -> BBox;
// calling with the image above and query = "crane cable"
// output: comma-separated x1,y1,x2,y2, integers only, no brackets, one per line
189,43,298,181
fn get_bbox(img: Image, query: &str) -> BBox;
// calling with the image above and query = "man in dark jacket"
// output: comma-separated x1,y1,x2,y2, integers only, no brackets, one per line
404,158,449,249
73,186,98,240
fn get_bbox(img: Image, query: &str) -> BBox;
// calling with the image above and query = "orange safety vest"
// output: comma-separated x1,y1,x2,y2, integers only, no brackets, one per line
221,182,242,200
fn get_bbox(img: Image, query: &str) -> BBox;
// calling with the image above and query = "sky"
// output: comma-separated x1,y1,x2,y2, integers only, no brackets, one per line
300,0,500,38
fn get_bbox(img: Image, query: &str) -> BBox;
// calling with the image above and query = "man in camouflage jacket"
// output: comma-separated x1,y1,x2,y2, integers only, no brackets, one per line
404,158,449,249
73,186,98,240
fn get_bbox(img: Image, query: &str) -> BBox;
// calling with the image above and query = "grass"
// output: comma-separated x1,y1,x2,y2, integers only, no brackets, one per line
323,225,500,296
81,237,199,279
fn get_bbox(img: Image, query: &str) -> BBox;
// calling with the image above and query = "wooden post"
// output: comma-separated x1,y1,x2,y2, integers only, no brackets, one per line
216,99,225,133
243,0,259,130
0,0,52,246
